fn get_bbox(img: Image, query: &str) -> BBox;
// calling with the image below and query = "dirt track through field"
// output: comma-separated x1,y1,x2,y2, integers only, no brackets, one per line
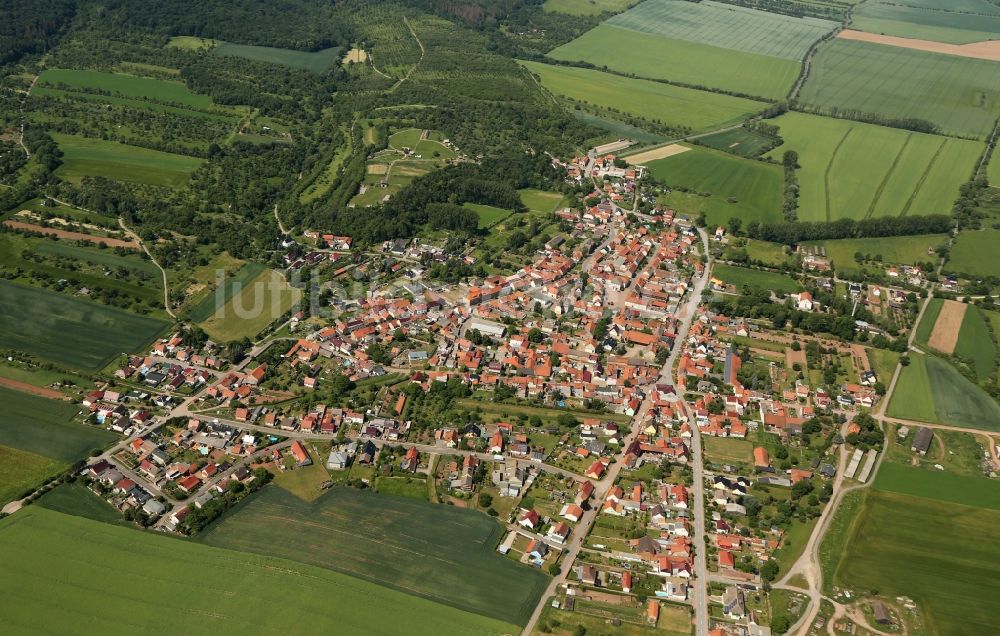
0,376,68,401
625,143,690,165
3,220,140,249
838,30,1000,62
927,299,966,354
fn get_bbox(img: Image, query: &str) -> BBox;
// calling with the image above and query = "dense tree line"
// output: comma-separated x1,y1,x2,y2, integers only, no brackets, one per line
744,214,954,245
796,105,941,136
97,0,352,51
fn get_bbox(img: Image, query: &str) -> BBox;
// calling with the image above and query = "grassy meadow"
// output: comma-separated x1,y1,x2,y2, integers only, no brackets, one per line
798,39,1000,139
803,234,945,275
36,69,214,109
765,112,982,221
832,488,1000,636
198,269,301,342
851,0,1000,44
646,145,783,226
465,203,513,229
197,486,549,626
0,507,517,635
520,61,765,133
53,134,204,187
946,229,1000,277
0,280,168,371
185,262,266,322
549,25,800,99
713,264,803,294
212,43,342,72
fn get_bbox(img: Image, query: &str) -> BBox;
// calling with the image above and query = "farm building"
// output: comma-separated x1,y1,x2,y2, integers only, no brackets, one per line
911,428,933,456
872,601,892,625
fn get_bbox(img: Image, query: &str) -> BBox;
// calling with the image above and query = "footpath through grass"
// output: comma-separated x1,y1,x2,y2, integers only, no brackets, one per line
197,485,548,626
0,507,516,635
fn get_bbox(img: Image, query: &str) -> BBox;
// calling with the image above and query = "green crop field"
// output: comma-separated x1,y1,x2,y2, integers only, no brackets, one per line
0,280,168,371
713,264,803,294
549,0,834,99
199,269,301,342
549,25,800,100
696,127,776,157
543,0,637,16
212,43,342,73
53,134,204,187
833,489,1000,636
946,229,1000,277
465,203,513,229
954,306,995,380
804,234,946,275
765,112,982,221
36,69,214,109
521,62,764,133
646,146,783,226
888,352,1000,430
185,262,267,322
0,507,516,635
852,0,1000,44
36,482,130,525
197,486,549,626
914,298,943,347
414,139,456,159
798,39,1000,139
0,386,115,461
874,461,1000,511
0,445,64,506
604,0,836,59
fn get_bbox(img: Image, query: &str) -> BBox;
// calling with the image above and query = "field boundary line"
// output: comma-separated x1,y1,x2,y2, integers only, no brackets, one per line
824,127,853,221
865,133,911,219
900,138,947,216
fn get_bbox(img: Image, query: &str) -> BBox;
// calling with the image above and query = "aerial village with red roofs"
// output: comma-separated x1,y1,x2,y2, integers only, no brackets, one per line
31,139,957,636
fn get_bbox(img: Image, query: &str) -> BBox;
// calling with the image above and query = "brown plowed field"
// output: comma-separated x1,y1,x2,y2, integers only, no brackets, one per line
838,30,1000,62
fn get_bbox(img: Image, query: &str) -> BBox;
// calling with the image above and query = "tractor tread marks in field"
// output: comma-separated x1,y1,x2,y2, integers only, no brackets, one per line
865,133,912,219
824,127,854,221
901,138,948,216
